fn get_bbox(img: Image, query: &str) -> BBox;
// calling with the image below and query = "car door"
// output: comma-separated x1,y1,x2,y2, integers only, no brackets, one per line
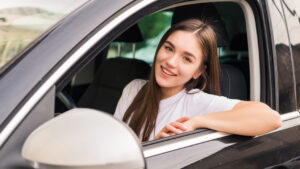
0,0,134,168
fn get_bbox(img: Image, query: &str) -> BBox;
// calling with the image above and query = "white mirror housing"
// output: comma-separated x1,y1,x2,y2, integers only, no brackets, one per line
22,108,145,169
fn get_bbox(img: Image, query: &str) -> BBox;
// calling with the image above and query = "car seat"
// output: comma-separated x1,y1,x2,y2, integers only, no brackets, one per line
220,64,247,100
172,3,247,100
78,24,150,114
172,3,229,47
220,33,249,99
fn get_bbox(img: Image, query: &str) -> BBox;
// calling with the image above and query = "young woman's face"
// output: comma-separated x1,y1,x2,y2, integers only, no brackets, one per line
155,30,203,94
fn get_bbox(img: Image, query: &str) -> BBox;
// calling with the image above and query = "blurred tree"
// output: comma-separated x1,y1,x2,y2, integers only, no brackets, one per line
138,12,171,39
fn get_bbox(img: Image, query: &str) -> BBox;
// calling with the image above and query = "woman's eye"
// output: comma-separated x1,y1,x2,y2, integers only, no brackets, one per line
165,46,173,52
183,56,192,63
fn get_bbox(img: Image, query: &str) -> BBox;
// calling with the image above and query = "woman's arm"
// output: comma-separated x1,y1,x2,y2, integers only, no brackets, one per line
185,101,282,136
154,101,282,139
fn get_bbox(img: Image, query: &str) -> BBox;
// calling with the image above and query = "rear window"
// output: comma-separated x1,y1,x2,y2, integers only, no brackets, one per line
0,0,89,72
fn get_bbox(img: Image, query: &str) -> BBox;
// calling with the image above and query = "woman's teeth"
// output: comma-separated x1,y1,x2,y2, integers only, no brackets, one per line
162,67,175,76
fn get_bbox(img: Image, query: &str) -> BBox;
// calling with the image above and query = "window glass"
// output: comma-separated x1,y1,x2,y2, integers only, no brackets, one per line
282,0,300,110
0,0,89,71
216,3,247,58
107,11,173,65
267,0,297,113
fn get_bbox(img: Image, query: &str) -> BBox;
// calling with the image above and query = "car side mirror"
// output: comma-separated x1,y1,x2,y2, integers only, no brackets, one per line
21,108,145,169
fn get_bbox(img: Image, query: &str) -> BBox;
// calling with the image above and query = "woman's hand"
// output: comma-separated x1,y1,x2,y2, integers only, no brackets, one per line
154,117,195,140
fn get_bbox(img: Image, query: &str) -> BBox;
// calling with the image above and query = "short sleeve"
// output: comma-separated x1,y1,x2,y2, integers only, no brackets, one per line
114,79,147,120
206,95,240,113
188,91,241,116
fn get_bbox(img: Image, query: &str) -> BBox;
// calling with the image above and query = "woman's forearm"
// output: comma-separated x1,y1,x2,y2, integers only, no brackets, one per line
190,101,282,136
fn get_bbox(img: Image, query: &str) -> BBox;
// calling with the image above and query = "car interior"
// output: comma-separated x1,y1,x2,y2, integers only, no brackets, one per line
55,1,250,128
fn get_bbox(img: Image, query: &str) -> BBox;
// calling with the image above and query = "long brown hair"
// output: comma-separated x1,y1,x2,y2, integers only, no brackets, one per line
122,19,220,141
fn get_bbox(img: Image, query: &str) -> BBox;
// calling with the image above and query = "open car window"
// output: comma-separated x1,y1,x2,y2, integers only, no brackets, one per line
55,1,255,144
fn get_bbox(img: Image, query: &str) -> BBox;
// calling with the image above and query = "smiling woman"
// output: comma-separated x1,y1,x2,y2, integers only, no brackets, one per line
114,19,281,142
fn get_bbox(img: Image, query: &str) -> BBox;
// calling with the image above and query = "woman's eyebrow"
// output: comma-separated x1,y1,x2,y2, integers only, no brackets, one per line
183,51,196,59
165,41,175,48
165,41,196,59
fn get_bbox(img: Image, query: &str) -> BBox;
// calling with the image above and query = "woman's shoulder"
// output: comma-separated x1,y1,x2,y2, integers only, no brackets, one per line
123,79,147,94
187,89,221,98
131,79,147,86
186,89,240,105
114,79,147,119
126,79,147,89
186,89,241,115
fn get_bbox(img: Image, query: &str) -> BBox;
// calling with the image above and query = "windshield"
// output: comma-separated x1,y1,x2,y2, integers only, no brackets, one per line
0,0,89,72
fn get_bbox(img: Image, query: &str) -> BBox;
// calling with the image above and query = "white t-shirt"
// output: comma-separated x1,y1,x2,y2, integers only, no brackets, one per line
114,79,240,141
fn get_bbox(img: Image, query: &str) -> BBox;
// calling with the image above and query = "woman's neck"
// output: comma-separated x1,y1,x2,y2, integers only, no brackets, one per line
160,86,184,100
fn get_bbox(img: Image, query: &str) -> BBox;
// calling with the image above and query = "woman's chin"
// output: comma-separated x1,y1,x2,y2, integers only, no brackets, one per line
156,80,172,89
156,79,181,89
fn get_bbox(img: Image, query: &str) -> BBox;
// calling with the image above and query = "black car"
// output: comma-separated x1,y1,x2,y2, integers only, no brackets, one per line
0,0,300,168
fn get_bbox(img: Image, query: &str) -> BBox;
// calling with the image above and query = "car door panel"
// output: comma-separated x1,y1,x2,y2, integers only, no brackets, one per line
145,116,300,169
0,87,55,169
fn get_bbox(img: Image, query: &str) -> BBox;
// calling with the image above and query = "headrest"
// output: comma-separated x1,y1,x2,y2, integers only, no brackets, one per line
230,33,248,51
114,24,143,43
172,3,229,47
220,64,247,100
96,57,150,89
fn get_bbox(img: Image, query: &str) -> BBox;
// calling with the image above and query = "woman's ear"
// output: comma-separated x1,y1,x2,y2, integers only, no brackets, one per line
193,65,206,79
192,70,201,79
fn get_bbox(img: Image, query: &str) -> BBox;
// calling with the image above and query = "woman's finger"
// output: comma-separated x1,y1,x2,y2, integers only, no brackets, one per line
164,124,183,134
155,131,170,139
170,121,188,131
160,132,170,138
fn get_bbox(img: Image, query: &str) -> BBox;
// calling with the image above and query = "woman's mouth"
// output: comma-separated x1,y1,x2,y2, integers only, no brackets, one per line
161,66,176,76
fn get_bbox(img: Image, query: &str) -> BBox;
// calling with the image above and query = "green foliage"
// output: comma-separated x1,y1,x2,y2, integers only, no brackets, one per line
138,12,172,39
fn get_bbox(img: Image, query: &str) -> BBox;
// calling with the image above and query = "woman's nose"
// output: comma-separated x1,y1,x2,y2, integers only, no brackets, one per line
166,54,178,67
